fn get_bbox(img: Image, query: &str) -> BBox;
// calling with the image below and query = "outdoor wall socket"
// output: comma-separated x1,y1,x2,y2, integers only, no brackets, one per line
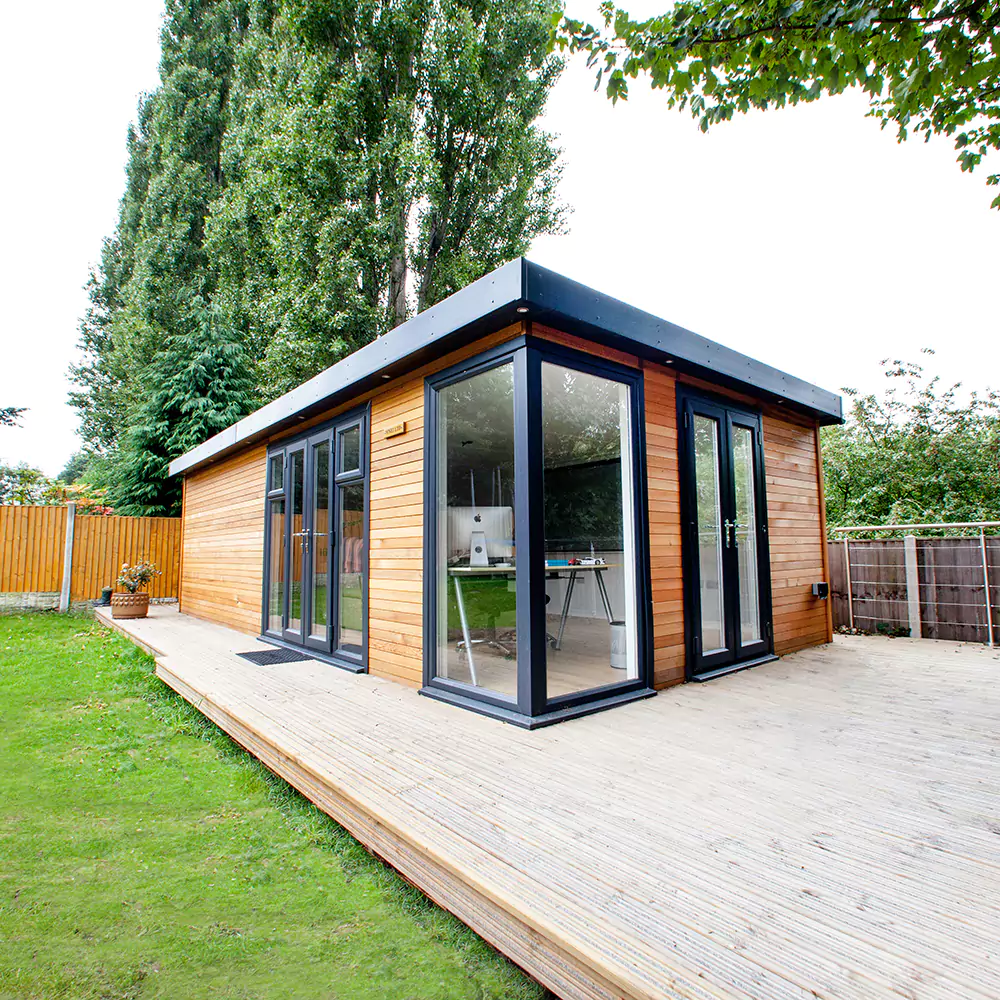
812,582,829,600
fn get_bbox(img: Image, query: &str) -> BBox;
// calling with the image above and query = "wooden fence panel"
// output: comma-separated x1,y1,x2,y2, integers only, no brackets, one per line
0,506,180,602
828,535,1000,644
0,506,67,593
846,539,908,631
70,515,181,600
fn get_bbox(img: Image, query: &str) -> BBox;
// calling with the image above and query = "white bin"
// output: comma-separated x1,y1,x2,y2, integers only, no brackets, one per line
609,620,627,670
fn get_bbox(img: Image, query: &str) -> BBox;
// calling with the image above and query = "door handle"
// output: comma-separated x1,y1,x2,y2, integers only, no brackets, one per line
723,519,735,548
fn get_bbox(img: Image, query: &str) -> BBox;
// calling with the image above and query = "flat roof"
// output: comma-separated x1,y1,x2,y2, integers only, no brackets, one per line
169,258,842,476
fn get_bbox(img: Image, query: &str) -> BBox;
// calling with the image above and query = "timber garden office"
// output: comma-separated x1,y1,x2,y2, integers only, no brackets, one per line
169,259,843,728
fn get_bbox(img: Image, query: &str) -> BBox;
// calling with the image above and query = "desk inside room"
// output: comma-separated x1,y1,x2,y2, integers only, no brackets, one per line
447,562,621,688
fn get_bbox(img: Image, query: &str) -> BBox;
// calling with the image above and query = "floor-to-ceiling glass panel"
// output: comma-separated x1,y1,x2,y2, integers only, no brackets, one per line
310,441,330,642
732,425,761,644
434,363,517,698
338,482,365,653
694,415,726,653
541,363,638,699
288,449,305,634
267,498,285,632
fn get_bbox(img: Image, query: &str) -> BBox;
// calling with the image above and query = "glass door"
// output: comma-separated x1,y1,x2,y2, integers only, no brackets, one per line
283,444,307,644
681,392,771,677
264,411,368,667
304,432,332,653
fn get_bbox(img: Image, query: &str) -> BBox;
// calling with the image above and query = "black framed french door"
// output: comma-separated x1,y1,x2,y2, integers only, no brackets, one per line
263,407,369,670
679,389,772,678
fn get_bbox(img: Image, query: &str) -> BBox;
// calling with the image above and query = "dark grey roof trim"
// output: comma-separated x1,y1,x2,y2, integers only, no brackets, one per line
169,258,841,476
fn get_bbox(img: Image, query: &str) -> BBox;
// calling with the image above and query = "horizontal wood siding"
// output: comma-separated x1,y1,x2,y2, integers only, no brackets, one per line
367,324,525,687
643,366,686,687
181,445,267,634
368,379,425,686
763,413,832,654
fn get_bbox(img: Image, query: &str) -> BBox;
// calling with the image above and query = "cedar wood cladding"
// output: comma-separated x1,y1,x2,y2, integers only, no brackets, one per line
179,320,832,685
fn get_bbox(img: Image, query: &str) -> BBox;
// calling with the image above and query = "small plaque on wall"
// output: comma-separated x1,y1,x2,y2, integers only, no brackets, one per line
384,421,407,439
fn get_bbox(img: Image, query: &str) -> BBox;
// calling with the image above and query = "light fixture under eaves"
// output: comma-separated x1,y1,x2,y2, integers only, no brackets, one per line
516,306,529,314
381,374,391,380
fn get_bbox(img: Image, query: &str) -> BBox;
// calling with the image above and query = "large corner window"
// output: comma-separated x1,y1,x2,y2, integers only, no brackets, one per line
433,361,519,703
424,341,651,727
263,407,368,671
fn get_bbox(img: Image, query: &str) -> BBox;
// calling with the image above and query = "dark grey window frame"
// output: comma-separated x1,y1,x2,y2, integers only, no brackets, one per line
260,403,370,674
421,335,656,728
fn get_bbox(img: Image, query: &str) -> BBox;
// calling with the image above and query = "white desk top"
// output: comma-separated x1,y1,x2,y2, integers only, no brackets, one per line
447,562,617,576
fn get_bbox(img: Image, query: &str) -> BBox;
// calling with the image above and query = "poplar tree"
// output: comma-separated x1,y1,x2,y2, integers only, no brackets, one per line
70,0,251,479
71,0,566,509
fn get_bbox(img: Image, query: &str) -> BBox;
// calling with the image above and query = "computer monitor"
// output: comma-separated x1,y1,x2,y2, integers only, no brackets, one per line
447,506,514,563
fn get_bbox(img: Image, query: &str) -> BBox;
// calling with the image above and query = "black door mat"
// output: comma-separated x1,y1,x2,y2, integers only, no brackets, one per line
236,648,315,666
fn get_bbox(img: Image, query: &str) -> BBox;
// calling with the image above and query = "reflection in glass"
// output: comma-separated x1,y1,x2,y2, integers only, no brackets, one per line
541,363,637,698
268,454,283,492
338,483,365,653
435,363,517,698
694,415,726,653
339,426,361,474
733,425,761,643
289,449,305,634
267,498,285,632
310,442,330,641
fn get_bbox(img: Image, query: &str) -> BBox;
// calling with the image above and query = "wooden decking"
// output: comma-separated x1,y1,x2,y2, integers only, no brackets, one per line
96,605,1000,1000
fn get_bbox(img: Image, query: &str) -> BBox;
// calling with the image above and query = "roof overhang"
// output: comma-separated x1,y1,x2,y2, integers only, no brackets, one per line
169,258,842,477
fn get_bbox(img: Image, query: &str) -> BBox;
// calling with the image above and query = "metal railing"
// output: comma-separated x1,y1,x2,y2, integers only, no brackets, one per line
828,521,999,647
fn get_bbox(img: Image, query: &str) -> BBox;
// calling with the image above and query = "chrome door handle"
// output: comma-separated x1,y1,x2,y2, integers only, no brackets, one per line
723,519,735,547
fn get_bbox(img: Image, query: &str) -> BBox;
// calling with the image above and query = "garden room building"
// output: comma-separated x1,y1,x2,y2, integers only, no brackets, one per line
169,259,842,728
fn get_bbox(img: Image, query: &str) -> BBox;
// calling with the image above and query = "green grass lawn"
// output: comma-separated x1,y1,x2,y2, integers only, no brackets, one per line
0,612,546,1000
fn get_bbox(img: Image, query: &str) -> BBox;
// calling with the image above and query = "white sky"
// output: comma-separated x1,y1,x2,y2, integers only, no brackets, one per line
2,0,998,476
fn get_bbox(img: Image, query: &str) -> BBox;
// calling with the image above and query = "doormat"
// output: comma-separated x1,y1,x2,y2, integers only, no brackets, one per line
236,648,315,666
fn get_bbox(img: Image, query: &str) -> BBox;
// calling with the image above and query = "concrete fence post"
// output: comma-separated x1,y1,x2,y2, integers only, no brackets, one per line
59,502,77,613
903,533,921,639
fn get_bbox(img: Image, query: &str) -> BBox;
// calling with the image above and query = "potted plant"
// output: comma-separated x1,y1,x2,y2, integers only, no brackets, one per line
111,562,161,619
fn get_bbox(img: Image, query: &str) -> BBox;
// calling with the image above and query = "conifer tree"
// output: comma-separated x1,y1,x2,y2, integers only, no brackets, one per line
111,300,255,516
71,0,566,509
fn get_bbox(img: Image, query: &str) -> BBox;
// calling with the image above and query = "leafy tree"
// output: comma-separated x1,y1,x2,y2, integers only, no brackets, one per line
72,0,565,510
0,464,111,512
555,1,1000,206
822,350,1000,526
58,451,91,484
110,301,256,516
0,407,26,427
0,464,52,505
70,0,250,489
210,0,566,398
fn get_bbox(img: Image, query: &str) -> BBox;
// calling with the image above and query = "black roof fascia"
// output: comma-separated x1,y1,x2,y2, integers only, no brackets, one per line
521,260,843,425
169,257,841,477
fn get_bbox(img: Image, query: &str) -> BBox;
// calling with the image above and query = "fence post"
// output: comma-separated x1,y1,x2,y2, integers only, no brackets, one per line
981,527,995,648
903,534,921,639
58,502,77,613
843,537,854,630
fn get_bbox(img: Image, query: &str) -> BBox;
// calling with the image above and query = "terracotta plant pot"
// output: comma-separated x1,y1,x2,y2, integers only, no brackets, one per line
111,591,150,619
